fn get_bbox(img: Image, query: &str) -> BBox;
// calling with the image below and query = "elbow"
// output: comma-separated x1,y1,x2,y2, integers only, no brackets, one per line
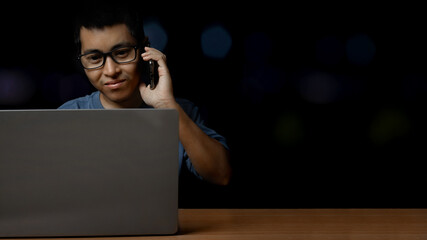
200,144,232,186
216,149,232,186
203,164,232,186
214,154,232,186
216,168,232,186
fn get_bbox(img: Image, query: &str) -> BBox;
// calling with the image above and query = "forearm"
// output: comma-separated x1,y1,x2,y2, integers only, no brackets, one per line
164,101,231,185
139,47,231,185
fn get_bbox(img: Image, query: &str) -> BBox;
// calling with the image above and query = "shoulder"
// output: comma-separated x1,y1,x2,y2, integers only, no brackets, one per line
175,98,202,122
58,91,102,109
176,98,228,149
175,98,197,111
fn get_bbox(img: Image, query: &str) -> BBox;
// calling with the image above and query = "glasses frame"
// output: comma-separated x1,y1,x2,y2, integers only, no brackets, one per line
77,46,139,70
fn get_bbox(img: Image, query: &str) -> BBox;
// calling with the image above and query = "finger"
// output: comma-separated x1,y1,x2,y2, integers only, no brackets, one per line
143,47,166,62
141,51,155,61
141,47,154,58
141,53,151,61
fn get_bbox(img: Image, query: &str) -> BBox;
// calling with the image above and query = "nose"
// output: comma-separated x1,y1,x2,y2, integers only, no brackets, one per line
103,56,121,77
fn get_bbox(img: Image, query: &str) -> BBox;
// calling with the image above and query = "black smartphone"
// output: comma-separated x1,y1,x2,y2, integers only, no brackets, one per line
143,41,159,90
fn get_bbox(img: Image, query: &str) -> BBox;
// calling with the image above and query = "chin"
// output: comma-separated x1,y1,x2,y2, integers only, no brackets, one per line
102,87,140,106
107,92,132,103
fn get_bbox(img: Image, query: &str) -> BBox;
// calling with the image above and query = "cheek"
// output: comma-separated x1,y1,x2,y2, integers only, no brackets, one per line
85,70,102,85
123,63,142,82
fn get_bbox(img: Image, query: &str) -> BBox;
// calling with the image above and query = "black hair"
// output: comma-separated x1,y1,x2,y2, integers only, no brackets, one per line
74,1,146,56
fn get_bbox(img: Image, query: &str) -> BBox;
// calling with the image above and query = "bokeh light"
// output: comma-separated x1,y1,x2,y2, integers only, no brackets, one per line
346,34,376,65
275,112,304,146
143,20,168,51
299,71,338,104
369,108,410,145
0,69,35,106
201,24,232,59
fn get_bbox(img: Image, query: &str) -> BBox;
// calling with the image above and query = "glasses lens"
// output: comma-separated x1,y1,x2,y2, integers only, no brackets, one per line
79,47,137,69
81,52,104,69
112,47,136,63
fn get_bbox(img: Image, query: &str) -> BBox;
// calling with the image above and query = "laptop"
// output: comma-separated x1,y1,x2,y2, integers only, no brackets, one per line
0,109,179,237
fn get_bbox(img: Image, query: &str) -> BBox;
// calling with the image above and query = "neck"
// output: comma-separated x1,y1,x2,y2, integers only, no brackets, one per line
100,91,143,109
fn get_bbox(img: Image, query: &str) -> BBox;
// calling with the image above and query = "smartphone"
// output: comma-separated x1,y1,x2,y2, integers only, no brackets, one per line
144,41,159,90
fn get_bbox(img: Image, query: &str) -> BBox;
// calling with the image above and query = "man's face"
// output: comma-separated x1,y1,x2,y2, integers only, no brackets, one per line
80,24,141,108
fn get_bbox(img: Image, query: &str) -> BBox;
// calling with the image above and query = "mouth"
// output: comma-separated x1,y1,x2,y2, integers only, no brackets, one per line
104,79,126,89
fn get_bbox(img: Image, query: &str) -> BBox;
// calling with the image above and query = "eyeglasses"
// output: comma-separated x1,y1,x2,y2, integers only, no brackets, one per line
78,46,138,70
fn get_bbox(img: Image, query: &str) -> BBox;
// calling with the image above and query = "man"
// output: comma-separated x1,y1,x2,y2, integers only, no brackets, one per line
59,3,231,186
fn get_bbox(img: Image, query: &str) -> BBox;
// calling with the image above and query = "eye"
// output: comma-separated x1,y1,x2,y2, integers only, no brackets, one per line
113,48,132,58
83,53,103,63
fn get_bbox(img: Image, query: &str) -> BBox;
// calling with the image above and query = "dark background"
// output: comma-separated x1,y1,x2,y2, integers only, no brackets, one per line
1,2,426,208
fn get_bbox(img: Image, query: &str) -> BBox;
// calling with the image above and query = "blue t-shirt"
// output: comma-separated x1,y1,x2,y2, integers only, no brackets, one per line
58,91,228,180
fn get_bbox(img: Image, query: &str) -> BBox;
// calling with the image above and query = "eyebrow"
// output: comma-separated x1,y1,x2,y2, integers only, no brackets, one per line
81,42,135,55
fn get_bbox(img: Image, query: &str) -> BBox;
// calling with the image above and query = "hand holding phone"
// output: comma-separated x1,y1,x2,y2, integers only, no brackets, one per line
140,42,175,109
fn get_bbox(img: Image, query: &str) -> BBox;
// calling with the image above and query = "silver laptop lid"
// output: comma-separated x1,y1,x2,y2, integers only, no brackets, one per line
0,109,178,237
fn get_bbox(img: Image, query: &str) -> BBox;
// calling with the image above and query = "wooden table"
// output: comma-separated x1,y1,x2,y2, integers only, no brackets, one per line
176,209,427,240
5,209,427,239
